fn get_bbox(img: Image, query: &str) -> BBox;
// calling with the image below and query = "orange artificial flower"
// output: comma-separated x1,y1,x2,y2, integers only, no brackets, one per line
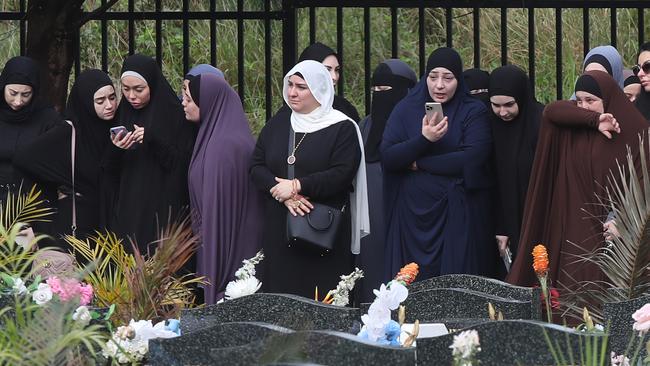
394,262,419,285
532,244,549,276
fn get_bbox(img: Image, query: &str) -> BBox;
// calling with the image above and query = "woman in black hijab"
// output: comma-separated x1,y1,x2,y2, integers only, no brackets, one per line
357,59,416,302
488,65,543,268
0,56,62,193
295,42,361,122
463,68,490,106
107,54,195,252
14,69,117,241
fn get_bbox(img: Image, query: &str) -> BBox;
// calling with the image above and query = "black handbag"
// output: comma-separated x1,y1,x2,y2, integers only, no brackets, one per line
285,127,344,255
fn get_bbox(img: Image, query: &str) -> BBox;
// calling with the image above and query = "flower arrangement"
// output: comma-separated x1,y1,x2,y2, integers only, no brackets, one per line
357,263,419,346
224,250,264,300
449,329,481,366
102,318,180,364
532,244,553,323
322,267,364,306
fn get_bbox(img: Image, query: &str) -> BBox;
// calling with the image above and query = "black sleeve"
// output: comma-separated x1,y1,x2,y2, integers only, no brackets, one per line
250,123,278,193
299,122,361,200
143,121,196,172
13,124,71,186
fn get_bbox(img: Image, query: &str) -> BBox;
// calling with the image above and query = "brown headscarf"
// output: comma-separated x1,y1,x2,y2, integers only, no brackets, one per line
507,70,648,289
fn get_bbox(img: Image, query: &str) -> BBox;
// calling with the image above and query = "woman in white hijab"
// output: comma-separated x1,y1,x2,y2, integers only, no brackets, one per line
250,60,369,299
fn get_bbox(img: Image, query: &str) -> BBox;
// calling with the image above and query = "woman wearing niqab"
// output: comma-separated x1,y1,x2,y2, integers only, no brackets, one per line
357,59,416,301
381,47,494,281
14,69,116,240
488,65,543,260
184,73,263,304
106,54,195,252
507,71,648,289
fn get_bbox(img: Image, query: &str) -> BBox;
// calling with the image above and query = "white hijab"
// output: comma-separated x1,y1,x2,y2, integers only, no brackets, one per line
282,60,370,254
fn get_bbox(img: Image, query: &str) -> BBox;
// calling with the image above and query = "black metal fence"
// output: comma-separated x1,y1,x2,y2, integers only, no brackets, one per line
1,0,649,121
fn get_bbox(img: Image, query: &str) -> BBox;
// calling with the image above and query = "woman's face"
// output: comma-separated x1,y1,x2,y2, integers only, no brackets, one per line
637,51,650,92
4,84,33,111
624,83,642,102
181,82,200,123
121,75,151,109
489,95,519,122
322,55,340,87
426,67,458,104
584,62,608,74
93,85,117,121
576,91,604,113
286,74,320,114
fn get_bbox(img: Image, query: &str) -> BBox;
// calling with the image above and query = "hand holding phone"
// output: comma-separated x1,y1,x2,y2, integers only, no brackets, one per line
425,102,444,125
110,125,138,150
110,126,127,138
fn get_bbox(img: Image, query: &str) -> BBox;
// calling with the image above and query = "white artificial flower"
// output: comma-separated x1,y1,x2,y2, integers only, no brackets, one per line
72,306,92,326
103,319,178,364
11,277,27,295
373,282,408,310
32,283,52,305
450,330,481,360
360,301,391,342
224,277,261,300
331,268,364,306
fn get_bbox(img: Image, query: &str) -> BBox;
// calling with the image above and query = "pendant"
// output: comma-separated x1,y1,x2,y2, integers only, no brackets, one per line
287,155,296,165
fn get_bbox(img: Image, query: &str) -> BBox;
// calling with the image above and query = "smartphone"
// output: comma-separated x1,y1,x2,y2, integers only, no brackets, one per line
110,126,128,138
425,102,444,124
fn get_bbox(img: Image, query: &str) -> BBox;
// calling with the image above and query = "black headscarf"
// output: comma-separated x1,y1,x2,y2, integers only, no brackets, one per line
298,42,337,63
488,65,543,253
365,59,417,162
463,68,490,105
65,69,114,160
575,74,603,98
0,56,47,124
188,75,201,108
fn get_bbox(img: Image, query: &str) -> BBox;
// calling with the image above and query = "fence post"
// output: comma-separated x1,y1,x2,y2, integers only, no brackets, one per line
282,0,297,75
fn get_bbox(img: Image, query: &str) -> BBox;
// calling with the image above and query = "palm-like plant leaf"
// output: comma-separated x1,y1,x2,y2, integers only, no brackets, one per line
0,185,53,230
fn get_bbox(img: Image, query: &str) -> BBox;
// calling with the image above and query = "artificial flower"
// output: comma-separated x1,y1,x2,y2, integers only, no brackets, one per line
632,303,650,334
532,244,549,276
450,329,481,364
224,277,261,300
11,277,27,295
32,283,53,305
327,267,364,306
72,305,92,326
103,319,179,364
394,262,419,285
373,282,408,310
610,352,631,366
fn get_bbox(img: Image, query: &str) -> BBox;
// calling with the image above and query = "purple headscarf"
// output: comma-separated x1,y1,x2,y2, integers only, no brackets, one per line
187,73,263,304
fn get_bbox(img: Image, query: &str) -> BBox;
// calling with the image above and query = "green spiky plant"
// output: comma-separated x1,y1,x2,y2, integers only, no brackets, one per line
67,214,205,326
0,186,108,365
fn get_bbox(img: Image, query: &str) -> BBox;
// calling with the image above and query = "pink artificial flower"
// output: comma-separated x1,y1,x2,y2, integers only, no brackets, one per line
45,276,62,295
632,303,650,334
78,283,93,306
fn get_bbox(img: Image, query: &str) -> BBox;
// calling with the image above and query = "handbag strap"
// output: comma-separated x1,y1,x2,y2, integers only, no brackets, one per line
65,120,77,237
287,126,295,179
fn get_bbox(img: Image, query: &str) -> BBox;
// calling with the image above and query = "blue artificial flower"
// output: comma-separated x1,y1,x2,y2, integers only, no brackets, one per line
165,319,181,335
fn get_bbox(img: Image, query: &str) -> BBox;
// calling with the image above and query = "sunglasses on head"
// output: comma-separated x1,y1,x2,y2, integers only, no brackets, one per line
633,60,650,75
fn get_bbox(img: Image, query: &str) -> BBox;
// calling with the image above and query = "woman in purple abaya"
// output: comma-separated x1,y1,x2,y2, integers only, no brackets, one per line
183,73,263,304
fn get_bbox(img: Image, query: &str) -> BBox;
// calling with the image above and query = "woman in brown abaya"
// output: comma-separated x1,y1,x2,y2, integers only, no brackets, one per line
507,70,648,290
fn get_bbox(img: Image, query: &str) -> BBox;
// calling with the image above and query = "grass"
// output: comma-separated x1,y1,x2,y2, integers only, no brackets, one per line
0,2,648,135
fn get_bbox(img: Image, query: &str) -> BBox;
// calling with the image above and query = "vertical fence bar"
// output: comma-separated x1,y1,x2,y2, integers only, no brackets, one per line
155,0,162,67
364,7,371,116
210,0,217,66
309,7,316,45
128,0,135,55
445,8,452,48
610,7,617,48
19,0,25,55
391,6,398,58
582,8,589,57
237,0,244,100
500,7,507,65
473,8,480,68
182,0,189,75
74,28,81,77
265,0,272,121
418,4,425,75
101,0,108,71
528,6,535,92
555,7,562,100
639,8,645,48
282,0,296,74
336,6,344,96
